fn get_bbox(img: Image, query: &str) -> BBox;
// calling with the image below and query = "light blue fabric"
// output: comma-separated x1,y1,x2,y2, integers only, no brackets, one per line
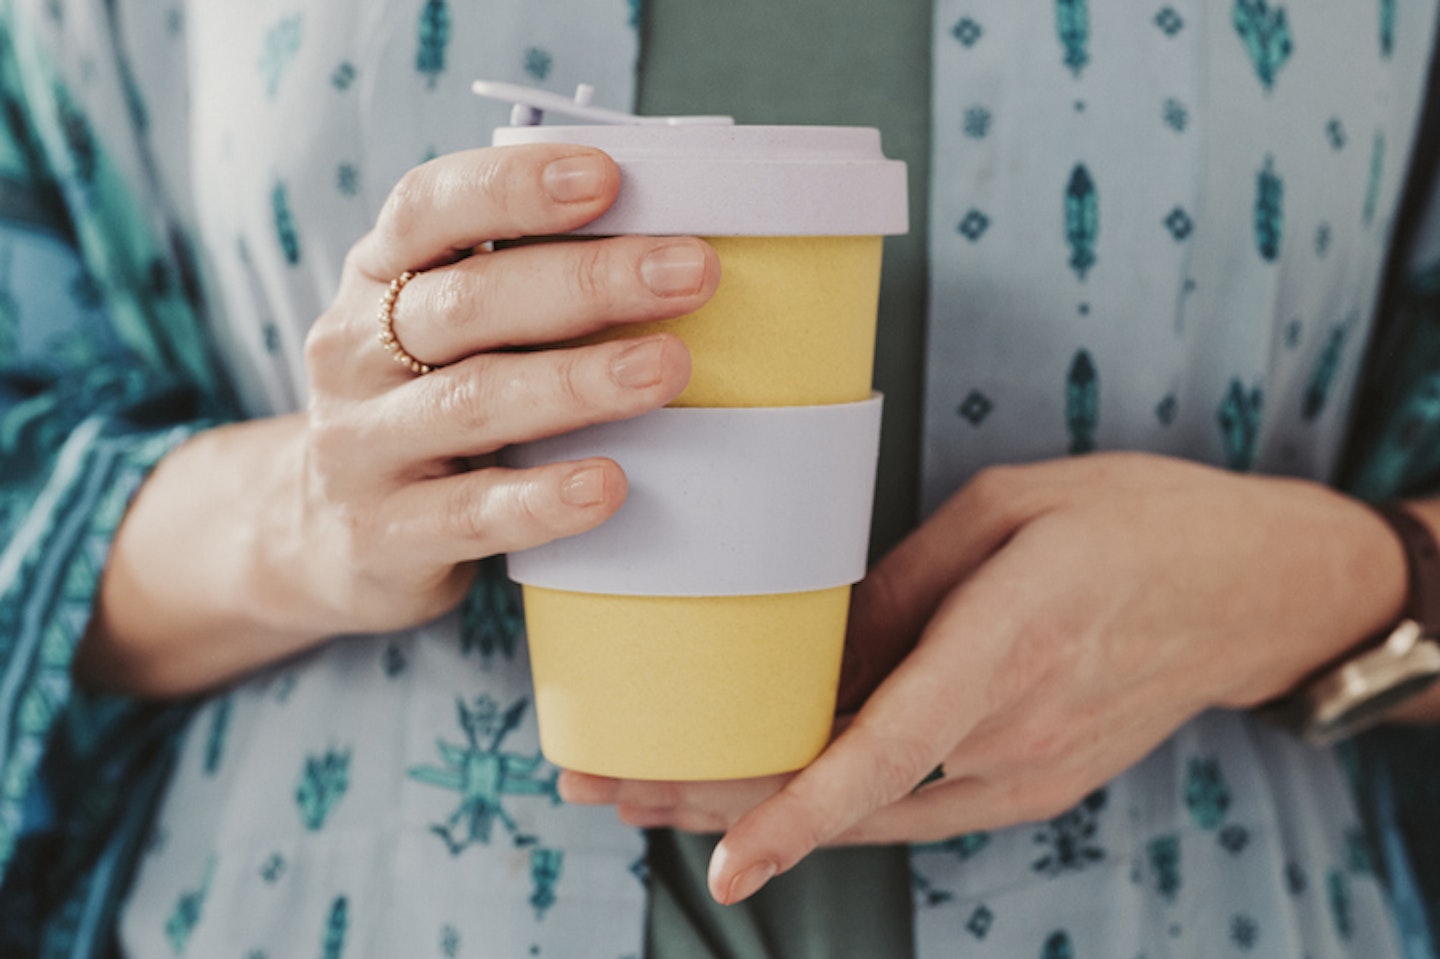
0,1,232,953
914,7,1438,952
115,5,653,958
0,0,1435,956
122,3,1437,959
922,0,1434,502
911,711,1407,957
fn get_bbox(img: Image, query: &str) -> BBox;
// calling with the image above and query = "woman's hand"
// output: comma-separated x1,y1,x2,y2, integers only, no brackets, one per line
78,144,719,696
560,452,1411,903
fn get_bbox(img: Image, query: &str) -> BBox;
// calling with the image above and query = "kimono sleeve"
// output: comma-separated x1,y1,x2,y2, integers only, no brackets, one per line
0,20,234,956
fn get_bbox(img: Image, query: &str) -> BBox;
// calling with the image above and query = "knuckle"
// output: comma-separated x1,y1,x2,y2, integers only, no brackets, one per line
551,350,593,412
302,311,350,384
503,473,557,538
471,150,524,221
849,722,936,804
341,243,369,280
568,241,617,310
445,477,494,546
988,622,1065,712
963,464,1020,516
1010,721,1068,768
429,267,473,335
435,371,497,436
378,166,431,248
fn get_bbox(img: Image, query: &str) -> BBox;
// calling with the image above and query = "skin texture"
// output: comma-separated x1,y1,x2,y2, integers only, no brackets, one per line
74,142,1440,910
559,462,1440,905
76,144,720,694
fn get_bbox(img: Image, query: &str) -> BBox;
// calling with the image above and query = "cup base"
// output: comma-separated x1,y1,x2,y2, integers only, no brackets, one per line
523,585,850,781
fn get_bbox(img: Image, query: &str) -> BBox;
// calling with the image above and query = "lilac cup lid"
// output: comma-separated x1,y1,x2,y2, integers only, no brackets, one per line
474,81,908,237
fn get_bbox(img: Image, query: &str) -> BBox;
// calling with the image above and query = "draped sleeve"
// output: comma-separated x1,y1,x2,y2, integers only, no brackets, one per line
0,6,236,953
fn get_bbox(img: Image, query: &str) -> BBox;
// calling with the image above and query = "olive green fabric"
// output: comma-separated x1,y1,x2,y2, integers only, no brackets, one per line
645,829,915,959
637,0,930,955
636,0,932,560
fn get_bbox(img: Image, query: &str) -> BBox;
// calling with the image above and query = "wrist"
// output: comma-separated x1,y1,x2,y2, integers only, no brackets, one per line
1262,498,1440,741
1217,483,1407,710
79,414,331,697
239,413,343,640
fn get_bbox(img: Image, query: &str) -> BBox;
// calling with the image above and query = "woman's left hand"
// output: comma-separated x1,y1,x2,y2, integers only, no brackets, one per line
559,451,1408,904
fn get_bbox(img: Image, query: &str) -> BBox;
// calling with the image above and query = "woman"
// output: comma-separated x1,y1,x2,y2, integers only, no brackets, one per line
3,0,1440,956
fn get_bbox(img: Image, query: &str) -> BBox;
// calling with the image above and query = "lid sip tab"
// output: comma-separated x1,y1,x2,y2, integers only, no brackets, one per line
473,79,735,127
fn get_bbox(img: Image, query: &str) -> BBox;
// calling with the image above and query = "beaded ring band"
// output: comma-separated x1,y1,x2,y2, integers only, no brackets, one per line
376,270,435,375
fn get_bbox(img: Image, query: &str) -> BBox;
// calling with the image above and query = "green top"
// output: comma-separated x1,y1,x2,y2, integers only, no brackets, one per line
638,0,929,954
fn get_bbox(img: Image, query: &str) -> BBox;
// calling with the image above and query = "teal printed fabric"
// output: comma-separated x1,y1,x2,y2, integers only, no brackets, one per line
920,1,1439,957
0,1,1435,958
1340,41,1440,953
924,0,1435,503
1345,183,1440,503
0,0,238,954
113,4,650,958
1349,726,1440,959
911,712,1407,958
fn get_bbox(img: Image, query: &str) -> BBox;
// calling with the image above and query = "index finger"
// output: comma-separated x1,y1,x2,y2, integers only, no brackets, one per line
351,144,621,280
705,575,1021,905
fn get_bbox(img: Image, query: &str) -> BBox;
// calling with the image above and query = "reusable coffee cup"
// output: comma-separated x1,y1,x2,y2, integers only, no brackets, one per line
476,82,907,780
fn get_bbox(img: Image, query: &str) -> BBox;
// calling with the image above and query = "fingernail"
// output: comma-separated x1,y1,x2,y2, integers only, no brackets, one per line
560,465,606,507
611,338,665,389
725,861,777,904
640,242,707,297
543,155,608,203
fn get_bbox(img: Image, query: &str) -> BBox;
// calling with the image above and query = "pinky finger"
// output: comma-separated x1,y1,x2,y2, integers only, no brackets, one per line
385,458,627,565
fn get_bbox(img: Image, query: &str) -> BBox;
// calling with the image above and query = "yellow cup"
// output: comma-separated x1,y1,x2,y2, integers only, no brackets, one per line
491,110,906,780
525,235,882,779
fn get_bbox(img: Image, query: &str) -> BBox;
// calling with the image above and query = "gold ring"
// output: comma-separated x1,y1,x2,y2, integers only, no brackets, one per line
376,270,435,375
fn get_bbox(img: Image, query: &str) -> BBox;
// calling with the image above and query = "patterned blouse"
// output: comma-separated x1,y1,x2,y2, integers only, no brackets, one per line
0,1,1437,958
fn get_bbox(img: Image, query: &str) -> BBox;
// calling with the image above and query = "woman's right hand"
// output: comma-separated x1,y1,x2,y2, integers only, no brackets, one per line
77,145,719,696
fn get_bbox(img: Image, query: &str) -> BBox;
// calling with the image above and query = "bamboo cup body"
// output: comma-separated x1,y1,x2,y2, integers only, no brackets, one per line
496,121,906,780
523,236,881,779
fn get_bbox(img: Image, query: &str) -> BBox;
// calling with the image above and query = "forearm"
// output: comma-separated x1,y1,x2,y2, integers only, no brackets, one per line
74,413,332,698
